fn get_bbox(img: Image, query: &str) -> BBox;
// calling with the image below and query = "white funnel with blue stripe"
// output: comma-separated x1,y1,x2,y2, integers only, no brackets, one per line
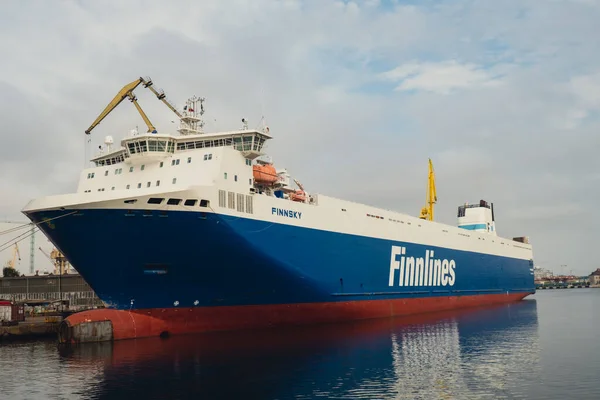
457,200,496,235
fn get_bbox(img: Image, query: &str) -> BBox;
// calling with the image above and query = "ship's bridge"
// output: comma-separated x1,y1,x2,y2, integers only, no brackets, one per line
173,129,271,160
90,134,175,167
122,134,176,165
90,129,272,167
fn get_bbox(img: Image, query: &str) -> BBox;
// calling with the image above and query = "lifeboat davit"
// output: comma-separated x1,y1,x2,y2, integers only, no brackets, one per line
253,164,278,185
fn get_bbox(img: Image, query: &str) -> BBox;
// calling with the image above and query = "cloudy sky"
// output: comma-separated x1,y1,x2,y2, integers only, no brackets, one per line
1,0,598,275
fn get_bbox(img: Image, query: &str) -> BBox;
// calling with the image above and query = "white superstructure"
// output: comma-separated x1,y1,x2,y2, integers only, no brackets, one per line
23,96,533,264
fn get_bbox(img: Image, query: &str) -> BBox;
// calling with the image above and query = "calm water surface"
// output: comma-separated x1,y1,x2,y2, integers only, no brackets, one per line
1,289,599,399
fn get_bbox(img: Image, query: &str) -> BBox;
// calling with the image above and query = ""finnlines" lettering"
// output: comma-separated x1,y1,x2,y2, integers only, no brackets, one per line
388,245,456,287
271,207,302,219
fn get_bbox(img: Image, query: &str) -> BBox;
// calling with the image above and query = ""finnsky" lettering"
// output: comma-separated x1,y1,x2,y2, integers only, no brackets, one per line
271,207,302,219
388,245,456,287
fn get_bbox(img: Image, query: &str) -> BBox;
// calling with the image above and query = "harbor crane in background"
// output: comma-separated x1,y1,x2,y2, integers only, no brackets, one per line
0,220,36,274
3,243,21,270
419,158,437,221
38,247,71,275
85,76,182,135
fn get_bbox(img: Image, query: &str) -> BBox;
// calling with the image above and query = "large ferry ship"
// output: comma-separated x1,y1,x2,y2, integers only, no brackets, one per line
21,77,535,343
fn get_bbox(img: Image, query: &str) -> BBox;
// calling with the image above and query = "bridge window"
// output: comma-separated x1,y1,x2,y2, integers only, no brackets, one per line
127,139,172,156
200,199,210,207
148,198,164,204
254,136,265,151
167,198,182,205
93,152,126,167
147,139,167,152
184,199,197,206
243,136,253,151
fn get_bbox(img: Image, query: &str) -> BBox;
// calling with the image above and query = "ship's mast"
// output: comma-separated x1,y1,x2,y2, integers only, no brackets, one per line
177,96,205,135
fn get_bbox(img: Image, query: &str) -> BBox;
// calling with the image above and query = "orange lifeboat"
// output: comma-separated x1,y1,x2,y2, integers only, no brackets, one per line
253,164,278,185
290,190,306,202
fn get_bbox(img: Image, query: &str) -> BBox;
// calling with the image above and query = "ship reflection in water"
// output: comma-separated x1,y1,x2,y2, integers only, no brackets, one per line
57,300,542,399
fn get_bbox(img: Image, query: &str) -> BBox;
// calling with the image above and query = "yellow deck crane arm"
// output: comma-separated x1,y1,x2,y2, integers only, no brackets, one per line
125,91,157,133
141,77,183,119
84,78,156,135
419,158,437,221
84,76,186,135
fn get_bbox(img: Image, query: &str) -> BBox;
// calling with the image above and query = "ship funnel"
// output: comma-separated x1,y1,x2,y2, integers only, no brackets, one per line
457,199,496,235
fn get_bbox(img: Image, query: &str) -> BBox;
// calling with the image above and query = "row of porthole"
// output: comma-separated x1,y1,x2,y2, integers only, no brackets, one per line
366,213,384,219
388,218,414,226
122,198,210,207
89,153,213,178
83,178,179,192
147,197,210,207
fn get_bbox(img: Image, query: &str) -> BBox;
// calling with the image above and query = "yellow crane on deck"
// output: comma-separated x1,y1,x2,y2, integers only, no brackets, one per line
85,76,182,135
419,158,437,221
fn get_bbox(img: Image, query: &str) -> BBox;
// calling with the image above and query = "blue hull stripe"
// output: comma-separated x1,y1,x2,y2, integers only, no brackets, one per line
27,209,535,311
459,224,487,230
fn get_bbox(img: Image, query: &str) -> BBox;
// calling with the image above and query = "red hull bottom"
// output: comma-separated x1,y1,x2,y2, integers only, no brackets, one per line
58,292,533,343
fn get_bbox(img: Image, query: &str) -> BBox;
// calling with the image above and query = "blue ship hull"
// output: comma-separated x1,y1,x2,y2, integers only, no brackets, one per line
27,208,535,312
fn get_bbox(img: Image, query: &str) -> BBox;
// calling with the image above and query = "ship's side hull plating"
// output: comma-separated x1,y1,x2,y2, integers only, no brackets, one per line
28,208,534,340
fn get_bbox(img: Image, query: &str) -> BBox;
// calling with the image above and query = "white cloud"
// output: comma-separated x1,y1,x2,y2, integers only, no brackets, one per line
380,60,504,94
569,72,600,110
